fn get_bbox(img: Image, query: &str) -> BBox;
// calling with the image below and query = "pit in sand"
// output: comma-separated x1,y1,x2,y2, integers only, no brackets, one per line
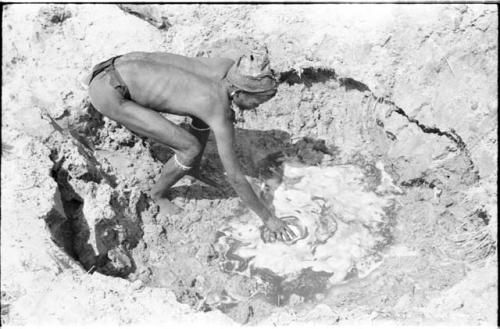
214,161,402,308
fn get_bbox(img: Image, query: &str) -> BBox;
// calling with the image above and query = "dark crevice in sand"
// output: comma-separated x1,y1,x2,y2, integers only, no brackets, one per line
279,67,470,156
279,68,337,87
278,68,369,93
278,66,468,157
338,77,371,92
48,152,95,272
389,103,469,153
278,66,471,158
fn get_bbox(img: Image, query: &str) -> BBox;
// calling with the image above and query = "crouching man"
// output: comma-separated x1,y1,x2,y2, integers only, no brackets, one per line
86,50,296,243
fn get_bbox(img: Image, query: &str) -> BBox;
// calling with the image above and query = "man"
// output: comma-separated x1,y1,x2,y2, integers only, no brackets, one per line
87,51,296,243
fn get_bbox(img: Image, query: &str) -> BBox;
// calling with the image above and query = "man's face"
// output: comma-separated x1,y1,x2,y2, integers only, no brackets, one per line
233,89,277,110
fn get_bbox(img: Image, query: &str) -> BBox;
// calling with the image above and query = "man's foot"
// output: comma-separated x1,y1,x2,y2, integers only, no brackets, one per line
152,195,182,216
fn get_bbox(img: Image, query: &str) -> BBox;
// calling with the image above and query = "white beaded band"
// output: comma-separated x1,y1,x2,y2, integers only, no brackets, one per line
174,154,192,171
189,121,210,131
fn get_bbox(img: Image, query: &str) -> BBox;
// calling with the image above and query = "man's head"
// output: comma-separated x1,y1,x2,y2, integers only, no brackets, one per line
237,50,272,77
225,48,278,110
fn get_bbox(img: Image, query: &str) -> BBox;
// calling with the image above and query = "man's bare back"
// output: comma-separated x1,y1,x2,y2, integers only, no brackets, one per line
115,52,233,118
87,51,296,243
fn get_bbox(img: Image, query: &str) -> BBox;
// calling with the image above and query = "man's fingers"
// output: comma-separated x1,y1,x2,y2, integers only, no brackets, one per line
262,227,298,243
285,226,297,239
277,228,289,241
281,228,292,242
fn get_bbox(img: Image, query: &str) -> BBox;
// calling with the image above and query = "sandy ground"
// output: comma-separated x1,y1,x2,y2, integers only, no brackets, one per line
1,3,497,326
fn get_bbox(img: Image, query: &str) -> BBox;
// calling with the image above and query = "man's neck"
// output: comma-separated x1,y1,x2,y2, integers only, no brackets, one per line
222,78,239,101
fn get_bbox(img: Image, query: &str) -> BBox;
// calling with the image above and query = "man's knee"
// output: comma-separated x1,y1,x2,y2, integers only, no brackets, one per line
178,137,202,166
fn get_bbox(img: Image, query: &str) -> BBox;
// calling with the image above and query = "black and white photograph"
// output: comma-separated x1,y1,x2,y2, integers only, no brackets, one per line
1,2,497,327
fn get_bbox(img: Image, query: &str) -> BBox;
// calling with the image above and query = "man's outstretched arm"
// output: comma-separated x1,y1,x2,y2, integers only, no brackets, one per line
210,115,296,242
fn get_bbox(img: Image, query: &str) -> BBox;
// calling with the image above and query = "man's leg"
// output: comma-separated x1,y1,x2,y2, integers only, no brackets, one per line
187,117,210,170
89,76,201,215
108,103,200,214
186,117,223,191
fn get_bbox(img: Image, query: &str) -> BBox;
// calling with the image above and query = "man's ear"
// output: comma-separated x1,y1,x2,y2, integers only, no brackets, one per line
230,89,240,100
233,90,244,100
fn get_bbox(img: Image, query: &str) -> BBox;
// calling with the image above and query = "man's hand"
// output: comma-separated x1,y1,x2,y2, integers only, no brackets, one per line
260,216,298,243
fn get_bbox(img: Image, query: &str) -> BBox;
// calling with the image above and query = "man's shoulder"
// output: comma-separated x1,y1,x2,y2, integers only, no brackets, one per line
206,82,231,108
195,56,234,67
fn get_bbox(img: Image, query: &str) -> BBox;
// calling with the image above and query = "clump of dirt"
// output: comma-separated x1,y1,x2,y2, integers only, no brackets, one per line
38,5,72,27
1,3,497,326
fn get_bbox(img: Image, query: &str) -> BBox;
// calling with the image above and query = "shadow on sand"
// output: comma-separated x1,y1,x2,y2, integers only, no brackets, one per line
148,127,338,202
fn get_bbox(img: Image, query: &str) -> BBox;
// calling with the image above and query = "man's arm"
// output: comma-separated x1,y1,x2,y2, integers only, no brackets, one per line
210,114,296,242
211,116,273,222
